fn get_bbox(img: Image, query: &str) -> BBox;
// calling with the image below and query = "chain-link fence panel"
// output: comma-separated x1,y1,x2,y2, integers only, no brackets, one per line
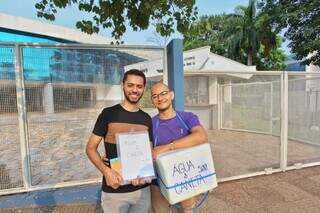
218,74,281,178
21,46,164,186
222,81,276,133
287,74,320,166
0,46,24,190
271,81,281,136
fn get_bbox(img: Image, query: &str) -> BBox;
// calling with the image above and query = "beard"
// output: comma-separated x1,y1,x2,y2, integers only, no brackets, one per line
124,91,143,104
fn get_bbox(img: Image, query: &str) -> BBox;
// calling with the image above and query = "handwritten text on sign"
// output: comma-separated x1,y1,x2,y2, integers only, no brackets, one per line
117,131,155,181
170,157,211,195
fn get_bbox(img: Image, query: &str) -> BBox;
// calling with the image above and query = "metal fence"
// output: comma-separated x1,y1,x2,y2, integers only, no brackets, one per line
287,74,320,166
1,43,320,196
0,43,165,195
0,46,24,191
185,71,320,181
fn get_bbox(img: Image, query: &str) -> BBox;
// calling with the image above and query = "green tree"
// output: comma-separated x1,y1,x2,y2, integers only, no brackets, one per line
35,0,198,41
183,14,237,56
259,0,320,66
183,2,286,70
255,38,287,70
225,0,277,66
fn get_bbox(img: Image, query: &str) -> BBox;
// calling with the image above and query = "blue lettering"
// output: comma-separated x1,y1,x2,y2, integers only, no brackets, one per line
173,174,207,195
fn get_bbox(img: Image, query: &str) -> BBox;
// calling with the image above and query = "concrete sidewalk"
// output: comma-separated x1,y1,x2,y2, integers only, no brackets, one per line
1,166,320,213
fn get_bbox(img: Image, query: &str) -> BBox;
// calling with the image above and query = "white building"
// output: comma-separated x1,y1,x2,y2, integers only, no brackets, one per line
125,46,257,128
125,46,256,104
125,46,256,80
0,12,114,44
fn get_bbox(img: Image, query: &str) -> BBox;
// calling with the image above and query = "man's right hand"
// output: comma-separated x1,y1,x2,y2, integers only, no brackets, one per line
103,167,123,189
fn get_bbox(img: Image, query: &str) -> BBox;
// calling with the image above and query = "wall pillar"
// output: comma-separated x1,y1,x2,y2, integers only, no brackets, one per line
43,83,54,114
166,39,184,111
209,76,218,105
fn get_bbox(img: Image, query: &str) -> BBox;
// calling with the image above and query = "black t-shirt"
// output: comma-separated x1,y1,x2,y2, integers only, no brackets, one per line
92,104,153,193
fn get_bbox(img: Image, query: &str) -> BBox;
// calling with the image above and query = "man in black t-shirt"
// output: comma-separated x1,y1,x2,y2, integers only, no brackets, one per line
86,69,153,213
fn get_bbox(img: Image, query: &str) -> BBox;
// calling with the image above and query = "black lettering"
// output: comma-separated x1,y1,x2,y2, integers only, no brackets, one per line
186,160,195,171
198,163,209,173
173,164,180,177
178,163,187,174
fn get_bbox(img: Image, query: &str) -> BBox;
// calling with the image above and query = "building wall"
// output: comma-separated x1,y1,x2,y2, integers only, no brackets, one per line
0,30,146,112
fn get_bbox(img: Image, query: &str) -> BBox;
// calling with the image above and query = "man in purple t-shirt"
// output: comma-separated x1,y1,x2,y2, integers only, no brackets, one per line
150,82,208,213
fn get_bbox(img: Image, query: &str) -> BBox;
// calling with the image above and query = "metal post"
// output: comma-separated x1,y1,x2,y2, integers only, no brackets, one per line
280,71,288,171
166,39,184,111
217,84,221,130
270,82,273,134
43,83,54,114
14,44,32,188
162,46,168,85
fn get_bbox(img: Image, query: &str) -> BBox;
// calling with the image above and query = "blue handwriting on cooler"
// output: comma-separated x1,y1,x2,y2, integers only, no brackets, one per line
171,160,208,194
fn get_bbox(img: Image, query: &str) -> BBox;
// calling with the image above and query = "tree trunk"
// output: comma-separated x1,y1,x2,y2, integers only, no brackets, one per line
247,48,253,66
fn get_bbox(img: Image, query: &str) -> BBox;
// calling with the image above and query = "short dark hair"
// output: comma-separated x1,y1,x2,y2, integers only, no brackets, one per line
122,69,146,86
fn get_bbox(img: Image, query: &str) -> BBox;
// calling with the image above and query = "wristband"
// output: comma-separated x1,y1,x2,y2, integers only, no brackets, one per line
169,141,175,150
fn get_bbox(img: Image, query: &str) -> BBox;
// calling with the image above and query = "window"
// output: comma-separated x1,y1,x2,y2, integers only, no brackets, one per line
185,76,209,105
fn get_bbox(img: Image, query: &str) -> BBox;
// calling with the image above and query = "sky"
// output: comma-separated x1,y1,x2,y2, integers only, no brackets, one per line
0,0,250,44
0,0,290,52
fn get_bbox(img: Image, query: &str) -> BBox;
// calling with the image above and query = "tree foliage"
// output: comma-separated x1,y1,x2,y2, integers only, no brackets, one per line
224,0,278,66
255,38,287,70
183,15,234,56
183,0,286,70
35,0,198,40
259,0,320,66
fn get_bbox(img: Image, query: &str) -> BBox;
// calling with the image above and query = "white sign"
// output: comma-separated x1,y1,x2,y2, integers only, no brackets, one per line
169,156,213,195
116,131,155,182
156,143,217,204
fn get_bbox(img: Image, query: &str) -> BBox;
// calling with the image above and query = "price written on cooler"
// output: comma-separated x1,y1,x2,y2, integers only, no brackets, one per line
198,163,208,173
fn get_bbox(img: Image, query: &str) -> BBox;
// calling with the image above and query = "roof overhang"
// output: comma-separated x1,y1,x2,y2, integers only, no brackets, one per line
0,13,114,44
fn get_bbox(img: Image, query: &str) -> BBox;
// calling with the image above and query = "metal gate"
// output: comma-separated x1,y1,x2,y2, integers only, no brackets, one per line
0,43,166,195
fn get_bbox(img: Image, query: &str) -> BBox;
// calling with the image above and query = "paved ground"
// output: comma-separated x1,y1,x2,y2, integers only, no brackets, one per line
2,127,320,189
1,166,320,213
210,130,320,179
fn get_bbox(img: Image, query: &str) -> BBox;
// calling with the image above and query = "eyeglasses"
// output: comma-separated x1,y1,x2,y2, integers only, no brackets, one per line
151,90,169,100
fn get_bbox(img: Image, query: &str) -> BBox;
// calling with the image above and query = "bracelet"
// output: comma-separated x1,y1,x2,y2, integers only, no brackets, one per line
169,141,175,150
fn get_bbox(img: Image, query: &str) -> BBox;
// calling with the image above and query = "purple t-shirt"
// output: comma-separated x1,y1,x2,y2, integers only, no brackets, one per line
152,111,201,147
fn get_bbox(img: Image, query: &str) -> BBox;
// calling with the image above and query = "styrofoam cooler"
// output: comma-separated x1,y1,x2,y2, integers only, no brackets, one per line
155,143,217,204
